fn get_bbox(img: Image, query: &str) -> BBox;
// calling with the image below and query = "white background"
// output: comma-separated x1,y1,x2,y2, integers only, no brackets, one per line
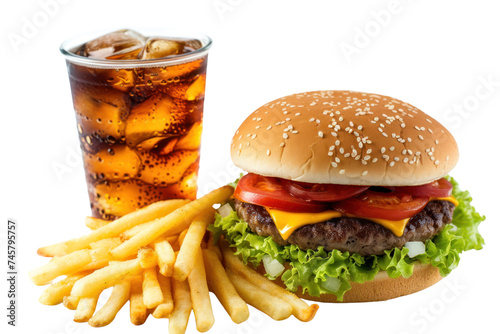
1,1,499,334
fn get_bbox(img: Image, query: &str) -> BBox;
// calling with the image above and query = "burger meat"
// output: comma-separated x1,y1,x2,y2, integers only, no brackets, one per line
234,199,455,256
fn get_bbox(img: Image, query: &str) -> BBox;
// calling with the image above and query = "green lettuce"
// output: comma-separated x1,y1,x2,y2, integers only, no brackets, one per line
209,176,485,301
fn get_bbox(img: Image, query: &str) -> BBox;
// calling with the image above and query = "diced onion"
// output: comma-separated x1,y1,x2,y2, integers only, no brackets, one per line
404,241,426,258
262,255,285,277
321,276,341,293
217,203,233,218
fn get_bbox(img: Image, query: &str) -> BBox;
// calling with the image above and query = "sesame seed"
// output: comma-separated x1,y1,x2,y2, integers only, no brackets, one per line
389,161,395,167
251,134,257,139
339,169,346,174
256,117,262,121
418,135,424,140
266,125,272,130
309,118,315,122
328,152,334,156
362,171,368,176
267,149,271,156
331,162,338,167
280,142,285,147
318,131,324,138
381,147,386,153
390,146,395,151
372,158,378,163
255,126,260,129
283,133,289,139
295,113,301,116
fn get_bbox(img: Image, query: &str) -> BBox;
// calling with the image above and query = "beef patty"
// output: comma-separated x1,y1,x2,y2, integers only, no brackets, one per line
234,199,455,256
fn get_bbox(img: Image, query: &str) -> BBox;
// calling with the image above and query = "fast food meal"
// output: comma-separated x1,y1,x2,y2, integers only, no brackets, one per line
211,90,485,302
30,185,319,333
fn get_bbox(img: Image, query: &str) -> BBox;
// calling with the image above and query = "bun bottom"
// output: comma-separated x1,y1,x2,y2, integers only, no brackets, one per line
257,263,442,303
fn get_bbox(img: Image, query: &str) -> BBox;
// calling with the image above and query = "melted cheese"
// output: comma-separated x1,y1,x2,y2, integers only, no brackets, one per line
265,196,459,240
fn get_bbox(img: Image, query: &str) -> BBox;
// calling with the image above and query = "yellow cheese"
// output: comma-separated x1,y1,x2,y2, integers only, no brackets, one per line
266,209,341,240
265,196,459,240
430,196,459,207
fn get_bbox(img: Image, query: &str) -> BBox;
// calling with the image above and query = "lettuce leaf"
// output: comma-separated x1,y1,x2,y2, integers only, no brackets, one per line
209,176,485,301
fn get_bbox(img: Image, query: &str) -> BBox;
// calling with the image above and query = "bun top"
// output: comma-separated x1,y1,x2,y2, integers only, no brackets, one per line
230,90,459,186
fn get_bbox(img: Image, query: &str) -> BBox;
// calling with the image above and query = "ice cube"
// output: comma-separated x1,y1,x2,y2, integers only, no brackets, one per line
125,94,188,146
82,29,146,60
184,74,206,101
174,122,202,150
71,83,130,143
137,149,199,186
160,160,199,200
83,145,140,181
140,38,185,60
90,179,171,219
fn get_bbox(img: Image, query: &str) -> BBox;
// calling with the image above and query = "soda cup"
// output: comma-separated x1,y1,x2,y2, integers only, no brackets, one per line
60,29,212,219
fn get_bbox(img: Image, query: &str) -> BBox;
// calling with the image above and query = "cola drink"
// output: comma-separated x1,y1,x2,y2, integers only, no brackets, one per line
61,29,211,219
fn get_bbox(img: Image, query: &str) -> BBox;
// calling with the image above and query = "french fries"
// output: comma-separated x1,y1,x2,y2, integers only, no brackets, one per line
174,208,215,281
226,269,293,321
152,273,174,318
221,242,319,322
29,249,93,285
74,294,99,322
85,216,110,230
169,278,192,334
88,279,131,327
39,199,189,256
39,272,89,305
153,237,176,277
188,247,214,332
31,186,319,331
142,267,163,309
111,186,233,260
130,276,148,325
71,259,143,298
202,248,249,324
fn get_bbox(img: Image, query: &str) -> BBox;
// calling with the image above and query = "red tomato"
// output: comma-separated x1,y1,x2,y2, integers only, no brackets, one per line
396,178,453,197
333,190,429,220
282,180,369,202
234,173,328,212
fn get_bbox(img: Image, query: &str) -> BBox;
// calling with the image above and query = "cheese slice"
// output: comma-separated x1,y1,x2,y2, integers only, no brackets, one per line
265,196,459,240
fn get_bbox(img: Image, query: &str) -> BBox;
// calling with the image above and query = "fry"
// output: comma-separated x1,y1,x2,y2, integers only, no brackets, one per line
202,248,249,324
138,247,158,268
85,216,111,230
89,237,122,251
89,279,131,327
153,238,176,277
39,272,89,305
151,274,173,318
63,295,80,310
226,269,292,321
39,199,189,256
130,276,148,325
29,249,92,285
169,278,192,334
37,241,67,257
188,247,214,332
142,267,163,309
74,293,100,322
174,208,215,281
221,243,319,322
111,186,233,260
120,221,154,240
71,259,142,298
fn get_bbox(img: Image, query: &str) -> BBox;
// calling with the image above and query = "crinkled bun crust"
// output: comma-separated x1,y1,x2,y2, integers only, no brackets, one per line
231,90,459,186
257,263,442,303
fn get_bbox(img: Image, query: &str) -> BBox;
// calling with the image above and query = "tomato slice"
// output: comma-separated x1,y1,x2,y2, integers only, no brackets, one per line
396,178,453,198
282,180,369,202
333,190,429,220
234,173,328,212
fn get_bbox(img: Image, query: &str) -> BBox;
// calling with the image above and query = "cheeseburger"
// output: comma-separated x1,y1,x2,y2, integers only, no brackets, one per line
211,90,484,302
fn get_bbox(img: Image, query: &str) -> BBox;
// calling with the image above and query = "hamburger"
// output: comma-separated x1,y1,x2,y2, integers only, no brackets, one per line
210,90,484,302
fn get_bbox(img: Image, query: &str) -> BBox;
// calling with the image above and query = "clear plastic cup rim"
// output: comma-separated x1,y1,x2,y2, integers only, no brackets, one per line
60,28,212,69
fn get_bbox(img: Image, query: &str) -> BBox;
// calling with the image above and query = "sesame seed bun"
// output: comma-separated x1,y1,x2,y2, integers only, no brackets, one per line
231,90,459,186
